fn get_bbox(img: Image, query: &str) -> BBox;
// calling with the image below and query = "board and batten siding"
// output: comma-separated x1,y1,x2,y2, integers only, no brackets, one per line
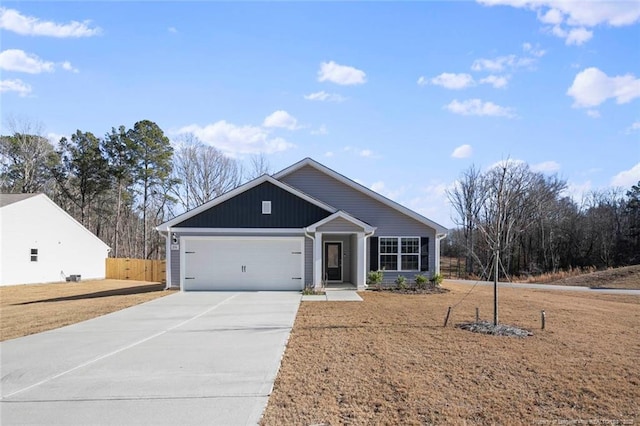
280,165,437,277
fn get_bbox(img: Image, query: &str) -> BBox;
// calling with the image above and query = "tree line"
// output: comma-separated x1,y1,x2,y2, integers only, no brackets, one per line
446,161,640,279
0,118,269,259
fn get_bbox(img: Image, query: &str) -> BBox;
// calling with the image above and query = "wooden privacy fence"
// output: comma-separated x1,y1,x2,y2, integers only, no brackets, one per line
106,258,166,283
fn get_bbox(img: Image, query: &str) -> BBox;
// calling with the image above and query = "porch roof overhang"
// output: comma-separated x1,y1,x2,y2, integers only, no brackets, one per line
305,210,376,234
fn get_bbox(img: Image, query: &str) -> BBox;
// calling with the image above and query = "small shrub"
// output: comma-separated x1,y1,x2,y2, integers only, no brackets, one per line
367,270,384,285
395,275,407,289
430,273,444,286
414,274,428,289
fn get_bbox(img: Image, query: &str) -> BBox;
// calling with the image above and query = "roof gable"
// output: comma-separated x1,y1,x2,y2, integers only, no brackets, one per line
157,175,335,231
0,193,39,208
274,158,448,234
1,193,110,250
307,211,376,233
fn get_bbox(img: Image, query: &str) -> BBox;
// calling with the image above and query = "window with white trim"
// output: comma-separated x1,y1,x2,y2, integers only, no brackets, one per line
262,201,272,214
379,237,420,271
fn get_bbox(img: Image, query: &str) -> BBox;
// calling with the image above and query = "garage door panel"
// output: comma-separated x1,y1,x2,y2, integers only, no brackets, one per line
183,238,303,291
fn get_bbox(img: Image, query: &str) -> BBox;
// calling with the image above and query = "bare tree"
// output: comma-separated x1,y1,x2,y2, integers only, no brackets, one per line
0,116,56,194
245,153,271,181
446,165,486,277
172,134,242,212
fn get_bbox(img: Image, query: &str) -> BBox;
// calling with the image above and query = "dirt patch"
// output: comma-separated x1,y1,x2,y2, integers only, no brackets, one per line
547,265,640,289
262,282,640,425
0,279,172,341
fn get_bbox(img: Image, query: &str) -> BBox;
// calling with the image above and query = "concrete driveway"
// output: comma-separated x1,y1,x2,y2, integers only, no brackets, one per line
1,291,301,425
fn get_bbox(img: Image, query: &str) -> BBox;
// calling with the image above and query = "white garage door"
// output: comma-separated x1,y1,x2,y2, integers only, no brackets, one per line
182,237,304,291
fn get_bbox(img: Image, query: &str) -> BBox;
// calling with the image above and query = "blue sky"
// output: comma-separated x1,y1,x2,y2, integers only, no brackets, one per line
1,1,639,228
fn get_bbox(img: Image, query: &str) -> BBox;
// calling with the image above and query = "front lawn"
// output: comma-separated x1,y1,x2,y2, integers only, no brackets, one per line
262,282,640,424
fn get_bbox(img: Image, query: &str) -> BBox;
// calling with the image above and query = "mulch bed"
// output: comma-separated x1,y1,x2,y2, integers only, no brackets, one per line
368,285,450,295
456,320,533,337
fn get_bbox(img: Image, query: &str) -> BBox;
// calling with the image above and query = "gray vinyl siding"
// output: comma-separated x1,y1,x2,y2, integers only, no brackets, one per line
281,165,437,276
304,236,313,286
169,230,307,289
316,217,364,233
170,247,180,287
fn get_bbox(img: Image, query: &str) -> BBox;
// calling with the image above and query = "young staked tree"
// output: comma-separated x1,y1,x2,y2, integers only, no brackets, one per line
127,120,174,259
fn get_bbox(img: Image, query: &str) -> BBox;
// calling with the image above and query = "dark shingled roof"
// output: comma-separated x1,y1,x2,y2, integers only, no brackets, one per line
0,193,40,208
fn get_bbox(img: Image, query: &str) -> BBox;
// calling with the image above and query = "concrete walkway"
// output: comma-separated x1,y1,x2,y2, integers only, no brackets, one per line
301,289,363,302
0,291,301,425
446,279,640,296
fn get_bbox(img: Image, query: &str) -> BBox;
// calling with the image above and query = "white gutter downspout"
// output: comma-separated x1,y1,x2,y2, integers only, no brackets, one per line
435,233,447,276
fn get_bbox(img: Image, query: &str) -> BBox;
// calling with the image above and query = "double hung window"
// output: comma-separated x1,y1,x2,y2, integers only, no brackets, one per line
379,237,420,271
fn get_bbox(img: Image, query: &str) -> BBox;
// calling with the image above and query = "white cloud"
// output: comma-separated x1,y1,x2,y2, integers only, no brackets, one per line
263,110,299,130
311,124,328,135
359,149,374,158
611,163,640,187
522,42,546,57
445,99,516,118
304,90,346,102
477,0,640,45
0,7,101,37
168,27,177,33
178,120,295,156
430,73,475,90
531,161,561,173
567,67,640,108
47,132,66,144
407,181,453,229
370,181,405,200
324,151,334,157
563,180,592,202
417,76,428,86
479,75,509,89
626,121,640,134
318,61,366,85
0,78,32,96
471,54,535,72
451,144,473,159
61,61,79,73
586,109,601,119
565,27,593,45
0,49,54,73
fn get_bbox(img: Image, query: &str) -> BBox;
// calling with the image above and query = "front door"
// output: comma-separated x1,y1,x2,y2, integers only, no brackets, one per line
324,242,342,282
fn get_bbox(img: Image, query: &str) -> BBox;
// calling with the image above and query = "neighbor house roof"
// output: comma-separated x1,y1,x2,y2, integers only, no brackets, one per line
273,158,448,235
0,193,39,208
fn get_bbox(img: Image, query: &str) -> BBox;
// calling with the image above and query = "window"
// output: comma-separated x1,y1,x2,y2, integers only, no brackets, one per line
30,248,38,262
379,237,420,271
262,201,271,214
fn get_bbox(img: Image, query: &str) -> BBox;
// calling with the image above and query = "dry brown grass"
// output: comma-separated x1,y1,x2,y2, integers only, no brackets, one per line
0,279,171,341
262,282,640,425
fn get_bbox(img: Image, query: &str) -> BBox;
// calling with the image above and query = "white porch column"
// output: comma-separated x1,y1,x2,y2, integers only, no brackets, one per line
314,232,323,289
435,234,442,276
356,232,366,290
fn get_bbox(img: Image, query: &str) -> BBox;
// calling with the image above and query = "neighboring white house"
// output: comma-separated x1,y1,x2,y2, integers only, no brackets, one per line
0,193,110,286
